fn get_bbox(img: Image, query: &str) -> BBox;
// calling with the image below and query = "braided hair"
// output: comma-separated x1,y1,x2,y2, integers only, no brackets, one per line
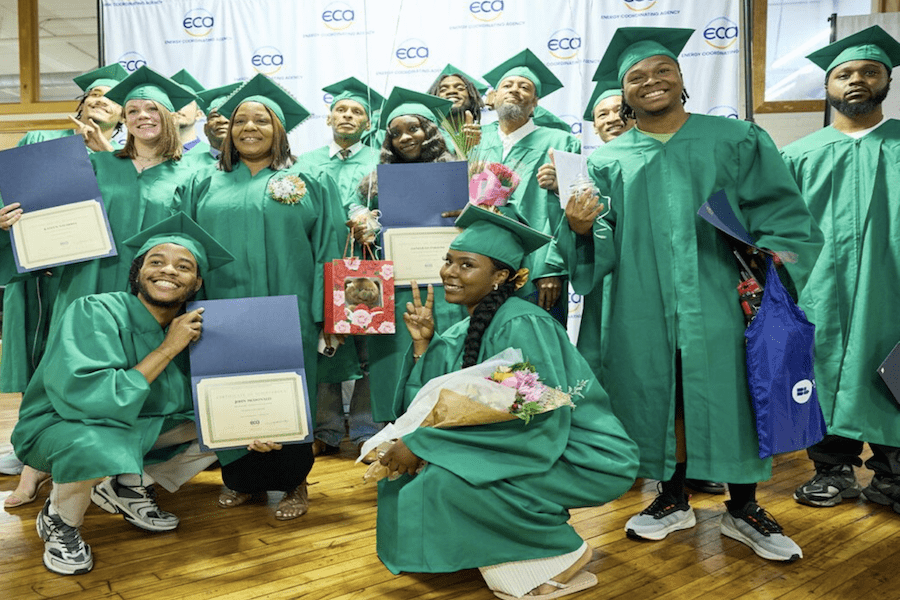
427,75,484,124
620,87,690,122
461,258,516,368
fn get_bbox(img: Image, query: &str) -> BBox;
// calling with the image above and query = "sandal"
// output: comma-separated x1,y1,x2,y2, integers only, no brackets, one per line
493,571,598,600
274,481,308,520
4,469,51,509
217,487,254,508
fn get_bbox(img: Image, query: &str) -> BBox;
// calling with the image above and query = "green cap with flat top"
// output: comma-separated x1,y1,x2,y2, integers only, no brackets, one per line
171,69,205,94
532,106,570,133
196,82,242,114
323,76,385,118
218,74,310,132
430,64,490,96
104,66,198,113
451,204,551,270
379,86,453,129
583,81,622,121
482,48,563,98
124,212,234,273
73,64,129,93
806,24,900,73
592,27,694,84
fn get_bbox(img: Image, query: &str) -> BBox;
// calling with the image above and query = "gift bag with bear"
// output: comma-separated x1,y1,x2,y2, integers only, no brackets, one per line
324,242,396,335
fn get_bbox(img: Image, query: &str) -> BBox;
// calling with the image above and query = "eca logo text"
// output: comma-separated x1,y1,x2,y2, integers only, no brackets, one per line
704,17,739,50
548,28,581,60
252,47,284,75
183,8,214,37
118,52,147,72
623,0,657,12
560,115,582,136
469,0,503,22
322,2,354,30
395,39,429,68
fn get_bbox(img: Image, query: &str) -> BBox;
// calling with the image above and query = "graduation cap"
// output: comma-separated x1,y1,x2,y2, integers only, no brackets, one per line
73,64,129,93
583,81,622,121
532,105,570,133
124,212,234,273
104,66,198,113
806,24,900,73
430,64,490,96
322,76,385,118
218,74,311,133
196,82,242,114
451,204,551,269
378,86,453,129
171,69,206,97
483,48,564,98
592,27,694,84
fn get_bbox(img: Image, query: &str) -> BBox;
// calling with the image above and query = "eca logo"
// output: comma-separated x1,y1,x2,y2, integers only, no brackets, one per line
708,105,739,119
252,47,284,75
469,0,504,22
322,1,354,30
547,28,581,60
118,51,147,73
560,114,582,137
182,8,214,37
704,17,739,50
323,93,334,105
395,39,429,68
792,379,815,405
623,0,657,12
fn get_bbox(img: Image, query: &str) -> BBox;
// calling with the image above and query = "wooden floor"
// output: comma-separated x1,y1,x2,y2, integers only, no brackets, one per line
1,392,899,600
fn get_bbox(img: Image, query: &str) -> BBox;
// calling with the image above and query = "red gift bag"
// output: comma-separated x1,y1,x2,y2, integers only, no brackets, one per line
324,244,395,335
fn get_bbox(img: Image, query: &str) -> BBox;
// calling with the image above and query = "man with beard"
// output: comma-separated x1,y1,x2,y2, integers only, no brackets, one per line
782,25,900,514
478,49,580,324
427,64,485,156
10,213,232,575
559,27,822,561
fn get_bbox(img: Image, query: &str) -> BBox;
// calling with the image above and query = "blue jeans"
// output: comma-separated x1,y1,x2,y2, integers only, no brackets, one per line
314,337,380,446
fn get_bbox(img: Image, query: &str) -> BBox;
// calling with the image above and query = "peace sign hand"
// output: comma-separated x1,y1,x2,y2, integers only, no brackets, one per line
403,281,434,348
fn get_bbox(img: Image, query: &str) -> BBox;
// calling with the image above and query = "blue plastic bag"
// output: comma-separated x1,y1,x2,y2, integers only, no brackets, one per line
745,258,826,459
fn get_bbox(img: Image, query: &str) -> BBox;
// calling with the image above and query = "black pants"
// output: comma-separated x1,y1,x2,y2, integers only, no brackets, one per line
222,443,314,493
807,435,900,477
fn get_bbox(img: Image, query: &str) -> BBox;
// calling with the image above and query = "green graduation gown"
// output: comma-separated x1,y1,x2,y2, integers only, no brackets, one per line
186,162,341,464
377,297,639,573
11,292,193,483
781,120,900,447
558,114,823,483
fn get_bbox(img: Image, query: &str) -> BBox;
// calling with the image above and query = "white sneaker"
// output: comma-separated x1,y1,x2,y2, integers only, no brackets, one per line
91,477,179,532
36,499,93,575
721,501,802,562
0,451,24,475
625,491,696,541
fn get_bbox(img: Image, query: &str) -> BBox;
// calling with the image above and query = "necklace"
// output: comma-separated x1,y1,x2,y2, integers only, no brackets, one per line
132,154,163,172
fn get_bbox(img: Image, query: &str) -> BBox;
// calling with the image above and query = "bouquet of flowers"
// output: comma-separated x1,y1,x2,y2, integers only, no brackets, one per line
359,348,580,483
468,161,521,207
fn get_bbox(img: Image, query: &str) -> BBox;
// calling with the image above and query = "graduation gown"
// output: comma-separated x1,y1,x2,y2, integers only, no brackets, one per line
559,114,823,483
781,120,900,447
186,162,340,464
11,293,193,483
377,297,638,573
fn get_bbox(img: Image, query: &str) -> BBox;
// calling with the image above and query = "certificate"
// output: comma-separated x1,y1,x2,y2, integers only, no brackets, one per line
11,199,115,271
194,372,309,450
382,226,461,286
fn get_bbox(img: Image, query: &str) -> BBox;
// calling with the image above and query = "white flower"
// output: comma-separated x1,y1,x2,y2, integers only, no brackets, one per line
333,290,345,306
334,320,351,334
379,264,394,280
378,321,395,334
268,175,307,205
343,257,361,270
350,309,373,328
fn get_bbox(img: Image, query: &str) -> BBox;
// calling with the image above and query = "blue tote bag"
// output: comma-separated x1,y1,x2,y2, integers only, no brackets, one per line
745,258,826,459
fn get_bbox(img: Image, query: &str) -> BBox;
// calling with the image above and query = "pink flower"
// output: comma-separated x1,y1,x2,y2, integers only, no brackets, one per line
343,257,361,270
378,321,395,333
332,290,345,306
379,264,394,280
334,320,351,334
350,309,373,328
366,327,378,334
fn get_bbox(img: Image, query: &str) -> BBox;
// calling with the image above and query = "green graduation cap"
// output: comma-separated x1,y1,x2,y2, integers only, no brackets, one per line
378,86,453,129
104,66,198,113
171,69,205,94
124,212,234,273
806,24,900,73
451,204,552,270
592,27,695,84
483,48,564,98
73,64,129,93
218,74,311,133
583,81,622,121
532,105,570,133
430,64,490,96
196,82,242,114
322,77,385,118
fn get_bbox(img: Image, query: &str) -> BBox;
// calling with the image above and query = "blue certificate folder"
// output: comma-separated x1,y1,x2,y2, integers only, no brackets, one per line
186,295,312,452
377,161,469,227
697,189,757,248
0,135,117,272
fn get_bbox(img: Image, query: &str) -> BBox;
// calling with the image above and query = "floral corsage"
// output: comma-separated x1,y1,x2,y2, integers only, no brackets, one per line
268,174,307,205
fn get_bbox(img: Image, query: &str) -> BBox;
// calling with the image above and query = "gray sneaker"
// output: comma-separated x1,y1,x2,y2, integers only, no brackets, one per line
861,474,900,514
36,499,93,575
625,491,696,541
793,464,861,507
91,477,179,532
721,501,802,562
0,451,24,475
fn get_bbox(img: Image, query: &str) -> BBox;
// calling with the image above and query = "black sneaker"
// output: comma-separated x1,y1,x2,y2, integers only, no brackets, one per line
793,464,861,507
91,477,179,532
862,474,900,514
721,501,802,562
36,499,93,575
685,479,726,494
625,487,695,541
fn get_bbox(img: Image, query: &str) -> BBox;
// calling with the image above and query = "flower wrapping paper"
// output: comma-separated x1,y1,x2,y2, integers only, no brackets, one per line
324,257,396,335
